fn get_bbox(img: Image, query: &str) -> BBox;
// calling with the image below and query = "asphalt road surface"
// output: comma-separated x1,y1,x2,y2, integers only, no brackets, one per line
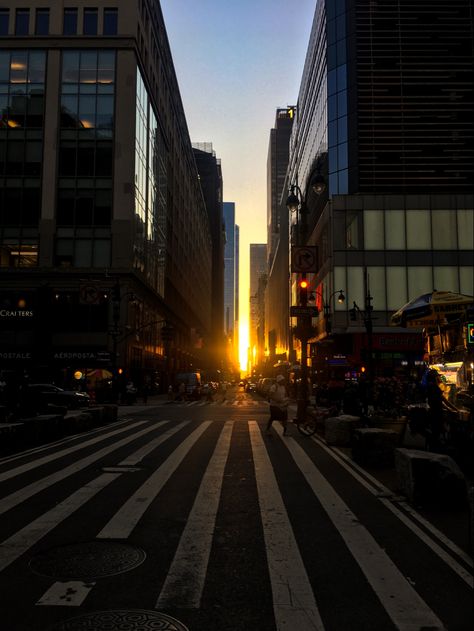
0,389,472,630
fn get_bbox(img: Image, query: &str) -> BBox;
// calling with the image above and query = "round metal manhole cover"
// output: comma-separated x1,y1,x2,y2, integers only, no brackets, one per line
29,541,146,580
47,610,189,631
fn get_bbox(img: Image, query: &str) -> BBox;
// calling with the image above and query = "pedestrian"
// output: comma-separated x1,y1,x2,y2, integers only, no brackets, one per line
426,369,444,449
168,384,174,401
141,382,150,404
266,374,289,435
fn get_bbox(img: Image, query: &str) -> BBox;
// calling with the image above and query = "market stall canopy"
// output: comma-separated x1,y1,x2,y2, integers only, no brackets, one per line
390,290,474,328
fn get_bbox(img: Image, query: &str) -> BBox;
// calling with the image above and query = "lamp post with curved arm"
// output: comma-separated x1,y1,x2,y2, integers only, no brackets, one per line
311,289,346,333
286,172,326,423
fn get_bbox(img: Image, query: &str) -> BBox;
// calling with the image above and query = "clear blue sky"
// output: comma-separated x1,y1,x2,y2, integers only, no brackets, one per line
160,0,316,366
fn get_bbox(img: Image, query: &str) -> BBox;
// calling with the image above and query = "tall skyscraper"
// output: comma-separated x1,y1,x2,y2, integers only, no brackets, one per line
223,202,239,373
0,1,213,390
249,243,267,373
267,107,295,268
286,0,473,380
265,107,295,367
193,143,225,372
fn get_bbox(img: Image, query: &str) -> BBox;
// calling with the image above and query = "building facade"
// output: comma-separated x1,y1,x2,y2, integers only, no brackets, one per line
248,243,267,374
265,107,295,370
287,0,474,382
223,201,239,374
0,1,213,392
192,143,225,375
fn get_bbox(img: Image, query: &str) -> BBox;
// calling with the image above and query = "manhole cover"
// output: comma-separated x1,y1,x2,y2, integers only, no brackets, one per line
47,609,189,630
29,541,146,580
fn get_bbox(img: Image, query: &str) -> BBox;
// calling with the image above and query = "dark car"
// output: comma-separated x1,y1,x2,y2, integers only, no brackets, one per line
26,384,90,410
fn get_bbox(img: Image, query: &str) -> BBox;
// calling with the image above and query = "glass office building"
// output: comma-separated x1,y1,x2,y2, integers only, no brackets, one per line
0,2,212,388
287,0,474,378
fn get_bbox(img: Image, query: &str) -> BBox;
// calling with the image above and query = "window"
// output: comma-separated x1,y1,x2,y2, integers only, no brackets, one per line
0,50,46,130
0,9,9,35
0,241,38,267
63,9,77,35
35,9,49,35
83,8,98,36
364,210,384,250
15,9,29,35
103,8,118,35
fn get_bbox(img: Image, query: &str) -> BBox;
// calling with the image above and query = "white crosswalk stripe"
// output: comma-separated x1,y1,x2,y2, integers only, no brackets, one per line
0,418,470,630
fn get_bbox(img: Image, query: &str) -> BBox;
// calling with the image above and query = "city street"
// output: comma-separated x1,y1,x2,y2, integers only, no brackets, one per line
0,388,472,631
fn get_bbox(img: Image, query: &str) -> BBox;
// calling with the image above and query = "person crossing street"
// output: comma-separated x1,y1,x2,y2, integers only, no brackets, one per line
266,374,290,435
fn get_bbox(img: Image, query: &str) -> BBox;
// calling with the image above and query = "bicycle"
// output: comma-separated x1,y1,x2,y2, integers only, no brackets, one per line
294,405,339,436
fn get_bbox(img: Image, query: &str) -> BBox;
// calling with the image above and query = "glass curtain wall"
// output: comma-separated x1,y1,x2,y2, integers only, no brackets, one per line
56,49,115,268
0,49,46,268
135,70,167,297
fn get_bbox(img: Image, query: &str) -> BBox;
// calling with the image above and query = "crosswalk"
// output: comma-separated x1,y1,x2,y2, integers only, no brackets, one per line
157,398,270,407
0,417,472,631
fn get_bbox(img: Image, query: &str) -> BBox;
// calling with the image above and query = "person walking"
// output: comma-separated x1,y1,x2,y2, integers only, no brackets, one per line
266,374,289,435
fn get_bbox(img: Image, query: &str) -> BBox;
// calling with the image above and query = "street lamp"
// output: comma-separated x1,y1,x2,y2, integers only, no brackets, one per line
286,172,326,423
311,289,346,333
349,288,374,407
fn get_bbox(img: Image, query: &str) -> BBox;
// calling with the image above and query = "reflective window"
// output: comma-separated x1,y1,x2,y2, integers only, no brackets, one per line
364,210,384,249
385,210,405,249
408,266,432,299
434,267,459,292
35,9,49,35
346,212,361,249
460,266,473,296
386,267,407,310
457,209,474,250
0,241,38,267
0,9,9,36
83,9,98,36
63,9,78,35
367,267,386,310
432,210,457,249
60,50,115,134
103,8,118,35
0,50,46,130
337,142,347,170
347,266,365,305
406,210,431,249
337,116,347,143
15,9,29,35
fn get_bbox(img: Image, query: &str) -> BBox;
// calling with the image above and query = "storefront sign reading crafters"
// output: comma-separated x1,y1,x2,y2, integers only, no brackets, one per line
0,309,34,318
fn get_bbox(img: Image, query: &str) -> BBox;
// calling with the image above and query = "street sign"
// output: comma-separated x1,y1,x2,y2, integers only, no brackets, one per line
290,306,318,317
291,246,318,273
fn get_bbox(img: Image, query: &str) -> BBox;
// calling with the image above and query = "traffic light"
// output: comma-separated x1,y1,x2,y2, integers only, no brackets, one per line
299,277,308,306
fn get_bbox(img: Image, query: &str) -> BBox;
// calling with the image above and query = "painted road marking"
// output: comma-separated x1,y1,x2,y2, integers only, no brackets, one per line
277,425,445,631
0,420,149,483
36,581,96,607
0,473,120,572
312,435,473,585
156,421,233,608
97,422,211,540
249,421,325,631
0,422,170,516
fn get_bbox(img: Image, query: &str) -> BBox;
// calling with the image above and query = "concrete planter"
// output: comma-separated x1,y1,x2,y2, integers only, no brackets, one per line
368,416,407,445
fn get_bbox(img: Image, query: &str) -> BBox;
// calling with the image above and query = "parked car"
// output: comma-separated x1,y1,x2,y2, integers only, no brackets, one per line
26,384,90,409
